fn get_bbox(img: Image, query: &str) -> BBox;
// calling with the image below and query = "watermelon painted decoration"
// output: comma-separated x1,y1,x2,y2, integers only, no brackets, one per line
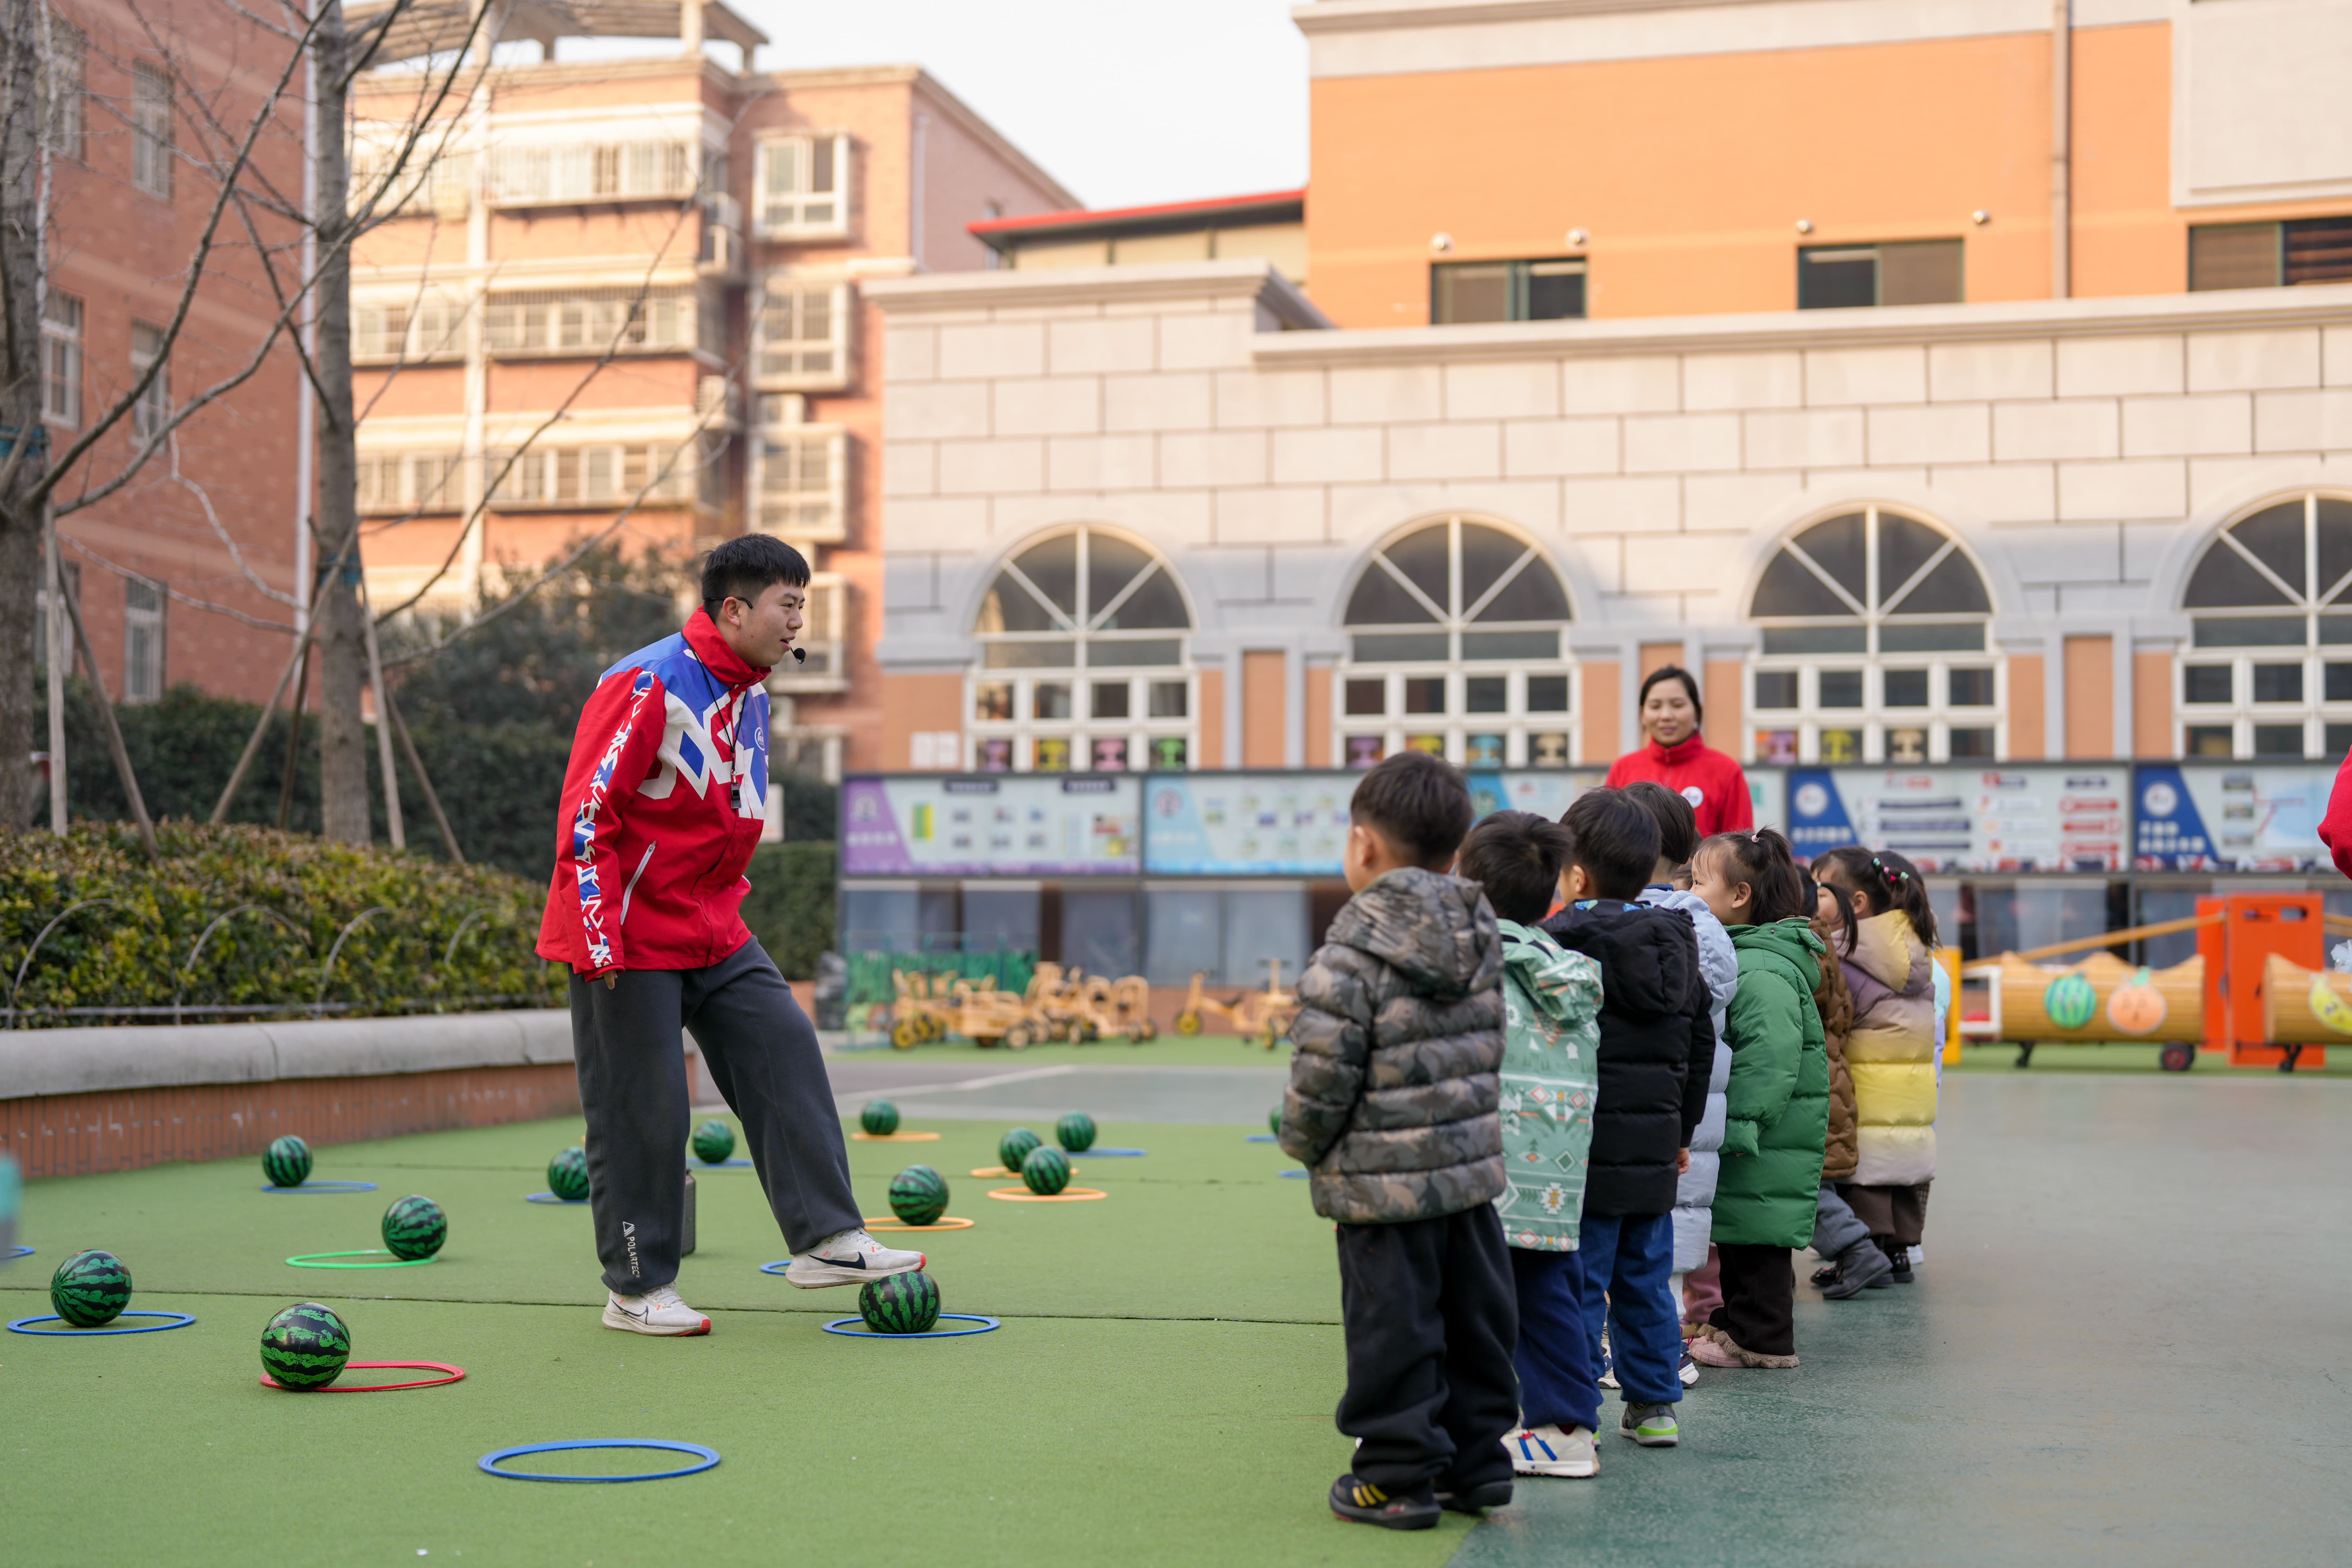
1020,1145,1072,1196
1055,1112,1097,1153
888,1165,950,1227
858,1269,941,1334
548,1147,590,1202
998,1127,1042,1175
261,1302,351,1390
691,1120,736,1164
263,1135,313,1189
381,1195,447,1260
2044,973,2099,1031
50,1250,132,1328
861,1101,900,1137
1268,1105,1282,1136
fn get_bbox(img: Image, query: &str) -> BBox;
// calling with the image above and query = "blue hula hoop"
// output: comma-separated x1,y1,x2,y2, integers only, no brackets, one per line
821,1314,999,1340
1066,1147,1147,1157
1279,1169,1310,1179
8,1311,197,1336
690,1158,755,1169
1244,1134,1279,1143
261,1181,378,1194
479,1439,720,1483
3,1245,33,1260
524,1191,589,1205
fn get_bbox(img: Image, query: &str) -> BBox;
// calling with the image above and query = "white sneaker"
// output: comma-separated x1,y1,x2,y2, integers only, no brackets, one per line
781,1228,926,1289
1506,1424,1597,1478
602,1285,710,1336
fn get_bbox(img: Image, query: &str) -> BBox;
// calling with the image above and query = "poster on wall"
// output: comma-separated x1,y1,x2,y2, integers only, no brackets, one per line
1782,765,2130,872
1143,774,1355,875
2133,763,2334,871
840,776,1141,876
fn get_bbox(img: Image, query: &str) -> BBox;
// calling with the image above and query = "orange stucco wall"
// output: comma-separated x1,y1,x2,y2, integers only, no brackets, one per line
1581,660,1620,767
2064,635,2114,758
1243,651,1288,767
1198,670,1227,769
878,673,964,769
2133,650,2175,758
1303,664,1333,768
2007,654,2046,760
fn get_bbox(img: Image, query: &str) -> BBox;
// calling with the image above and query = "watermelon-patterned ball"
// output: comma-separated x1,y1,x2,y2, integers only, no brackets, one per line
381,1194,447,1260
262,1135,312,1189
548,1146,590,1202
1021,1145,1071,1196
998,1127,1041,1175
50,1249,132,1328
1055,1112,1097,1153
1268,1105,1282,1136
860,1101,900,1137
858,1269,941,1334
888,1164,949,1227
2044,973,2099,1031
691,1120,736,1164
261,1302,350,1390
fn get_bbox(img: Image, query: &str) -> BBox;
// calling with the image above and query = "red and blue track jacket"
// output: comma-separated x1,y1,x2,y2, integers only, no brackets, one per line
536,610,772,976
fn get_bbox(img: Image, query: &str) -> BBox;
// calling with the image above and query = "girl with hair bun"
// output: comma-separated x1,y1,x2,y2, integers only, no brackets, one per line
1603,666,1755,838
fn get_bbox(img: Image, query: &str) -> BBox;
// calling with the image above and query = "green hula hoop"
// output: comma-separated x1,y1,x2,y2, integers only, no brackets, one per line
286,1248,436,1269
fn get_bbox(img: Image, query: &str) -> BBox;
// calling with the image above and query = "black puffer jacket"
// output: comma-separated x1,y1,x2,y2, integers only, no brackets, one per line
1278,867,1506,1224
1540,899,1715,1216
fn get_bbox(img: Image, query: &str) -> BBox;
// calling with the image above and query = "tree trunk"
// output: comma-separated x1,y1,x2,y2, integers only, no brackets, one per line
0,0,49,835
310,0,371,845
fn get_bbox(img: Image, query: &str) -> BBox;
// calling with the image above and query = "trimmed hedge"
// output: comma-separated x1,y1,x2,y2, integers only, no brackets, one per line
737,842,836,983
0,823,560,1027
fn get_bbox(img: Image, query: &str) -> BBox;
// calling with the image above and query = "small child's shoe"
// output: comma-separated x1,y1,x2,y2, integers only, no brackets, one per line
1619,1402,1679,1447
1878,1235,1915,1283
1689,1323,1798,1369
1595,1333,1618,1390
1506,1424,1596,1478
1329,1474,1438,1530
1678,1343,1700,1385
1435,1478,1514,1513
1820,1239,1893,1298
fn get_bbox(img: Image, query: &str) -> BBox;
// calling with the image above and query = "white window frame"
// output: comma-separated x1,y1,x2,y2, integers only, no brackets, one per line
753,134,850,239
485,140,696,207
123,575,165,703
478,287,706,359
355,450,464,515
749,425,848,542
771,572,851,694
2176,491,2352,760
485,442,699,508
354,290,470,363
42,291,81,426
131,62,172,198
44,19,83,161
754,276,851,390
129,321,168,443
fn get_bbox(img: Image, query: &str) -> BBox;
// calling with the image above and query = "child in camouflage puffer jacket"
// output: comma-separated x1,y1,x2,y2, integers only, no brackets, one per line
1281,753,1517,1532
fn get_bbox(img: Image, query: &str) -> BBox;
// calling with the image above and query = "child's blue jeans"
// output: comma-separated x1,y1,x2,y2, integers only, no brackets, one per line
1508,1246,1600,1433
1576,1211,1682,1407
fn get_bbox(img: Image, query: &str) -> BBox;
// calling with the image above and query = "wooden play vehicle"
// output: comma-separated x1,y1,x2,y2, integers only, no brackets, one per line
1174,959,1299,1049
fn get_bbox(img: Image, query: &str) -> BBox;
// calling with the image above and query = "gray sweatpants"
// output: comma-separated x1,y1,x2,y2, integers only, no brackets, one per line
1812,1183,1871,1261
567,937,860,1293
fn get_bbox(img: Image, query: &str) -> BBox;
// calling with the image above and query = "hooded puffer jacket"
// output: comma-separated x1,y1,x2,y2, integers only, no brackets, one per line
1540,900,1715,1217
1640,887,1736,1271
1841,909,1938,1186
1711,918,1829,1248
1812,919,1859,1182
1279,868,1506,1224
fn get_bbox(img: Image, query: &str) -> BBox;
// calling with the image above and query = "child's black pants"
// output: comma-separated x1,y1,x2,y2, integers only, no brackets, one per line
1335,1204,1519,1494
1711,1242,1796,1357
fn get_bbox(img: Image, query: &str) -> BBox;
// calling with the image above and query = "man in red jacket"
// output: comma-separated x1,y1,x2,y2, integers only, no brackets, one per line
539,535,921,1336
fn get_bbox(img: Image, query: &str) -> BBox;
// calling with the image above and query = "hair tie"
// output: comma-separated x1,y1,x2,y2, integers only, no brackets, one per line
1871,854,1910,885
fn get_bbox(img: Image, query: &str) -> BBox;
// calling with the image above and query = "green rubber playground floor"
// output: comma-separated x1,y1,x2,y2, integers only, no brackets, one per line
6,1070,2349,1566
829,1032,1287,1067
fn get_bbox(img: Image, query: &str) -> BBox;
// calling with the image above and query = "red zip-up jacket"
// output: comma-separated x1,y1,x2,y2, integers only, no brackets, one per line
1603,734,1754,839
2321,749,2352,879
536,610,772,977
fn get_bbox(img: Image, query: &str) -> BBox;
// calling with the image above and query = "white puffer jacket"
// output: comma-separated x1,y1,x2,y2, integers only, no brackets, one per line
1640,885,1736,1272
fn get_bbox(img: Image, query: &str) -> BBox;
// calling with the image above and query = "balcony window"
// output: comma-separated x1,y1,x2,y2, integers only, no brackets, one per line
755,279,851,389
486,140,695,206
750,427,848,541
1431,258,1585,324
354,293,468,362
478,287,706,358
755,135,849,238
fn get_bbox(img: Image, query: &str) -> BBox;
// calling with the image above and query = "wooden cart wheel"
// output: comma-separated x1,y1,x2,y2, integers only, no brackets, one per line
2159,1041,2195,1073
1176,1011,1202,1036
1003,1024,1031,1050
891,1019,920,1049
1140,1020,1159,1041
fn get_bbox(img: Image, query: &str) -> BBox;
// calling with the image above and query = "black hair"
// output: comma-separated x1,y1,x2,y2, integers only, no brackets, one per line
1350,752,1474,869
1620,779,1698,868
701,534,810,618
1803,871,1859,957
1811,845,1939,948
1639,664,1704,725
1457,810,1573,924
1560,788,1661,902
1696,827,1809,924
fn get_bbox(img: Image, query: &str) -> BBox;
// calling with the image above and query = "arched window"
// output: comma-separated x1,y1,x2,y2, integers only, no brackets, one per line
2177,493,2352,760
1747,505,1997,765
1337,517,1576,768
967,525,1195,772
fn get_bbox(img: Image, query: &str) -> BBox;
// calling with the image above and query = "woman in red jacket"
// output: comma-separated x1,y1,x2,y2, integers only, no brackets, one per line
1604,666,1754,839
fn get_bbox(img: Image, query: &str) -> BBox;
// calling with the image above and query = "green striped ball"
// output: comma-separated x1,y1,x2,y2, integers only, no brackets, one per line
381,1195,446,1260
50,1249,132,1328
1055,1112,1097,1153
262,1135,312,1189
998,1127,1041,1175
887,1164,949,1227
1268,1105,1282,1136
858,1269,941,1335
1021,1145,1072,1196
860,1101,900,1137
548,1146,590,1202
261,1302,350,1390
691,1120,736,1164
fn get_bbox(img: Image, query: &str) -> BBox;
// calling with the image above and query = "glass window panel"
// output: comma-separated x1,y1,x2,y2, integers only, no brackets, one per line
1790,514,1868,600
978,576,1059,634
1879,622,1985,652
1465,676,1507,714
1875,513,1946,607
1760,625,1867,655
2230,503,2309,597
1033,682,1073,720
1223,886,1310,990
1143,889,1221,986
2328,723,2352,758
1010,534,1079,616
1061,889,1139,977
1753,670,1800,710
1091,737,1130,772
2322,614,2352,645
2185,536,2296,608
1343,564,1440,626
1150,736,1188,770
1032,736,1071,772
1345,678,1385,716
1097,564,1190,630
1353,632,1449,662
1948,726,1996,759
1086,534,1154,621
1526,674,1569,712
1458,525,1526,610
2193,615,2305,647
2183,665,2234,705
1819,727,1864,763
1384,526,1453,607
1751,552,1856,619
1877,239,1964,306
1525,264,1586,321
2186,724,2235,756
974,682,1013,721
1403,676,1446,715
2327,663,2352,703
1091,681,1131,719
1947,667,1996,706
1345,735,1386,768
1470,563,1571,624
983,640,1075,668
1465,733,1506,767
2253,663,2305,703
2284,216,2352,286
1149,680,1188,719
1886,726,1929,763
2319,499,2352,601
1528,732,1572,767
1886,550,1991,615
1798,249,1876,310
2190,222,2282,291
1754,728,1800,764
1088,638,1182,667
2253,723,2306,758
1883,668,1930,707
1818,670,1864,708
1433,263,1511,325
1461,629,1557,660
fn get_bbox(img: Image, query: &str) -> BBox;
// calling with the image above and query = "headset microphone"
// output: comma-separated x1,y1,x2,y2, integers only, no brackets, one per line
791,646,806,664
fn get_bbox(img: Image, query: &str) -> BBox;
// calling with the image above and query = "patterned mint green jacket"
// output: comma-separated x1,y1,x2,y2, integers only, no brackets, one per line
1493,918,1603,1251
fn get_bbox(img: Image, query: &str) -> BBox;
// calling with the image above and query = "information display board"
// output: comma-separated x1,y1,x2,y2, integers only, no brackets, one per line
1783,765,2131,872
840,776,1140,877
2133,763,2337,871
1142,774,1355,876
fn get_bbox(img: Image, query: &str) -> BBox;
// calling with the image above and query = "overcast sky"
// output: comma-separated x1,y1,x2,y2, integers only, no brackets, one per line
733,0,1310,210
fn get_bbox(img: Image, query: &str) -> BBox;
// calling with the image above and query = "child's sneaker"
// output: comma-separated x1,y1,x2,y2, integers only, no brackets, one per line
781,1229,925,1288
602,1285,710,1336
1688,1323,1798,1369
1507,1424,1597,1477
1595,1333,1618,1390
1678,1343,1700,1385
1328,1474,1438,1530
1434,1479,1514,1514
1619,1402,1679,1446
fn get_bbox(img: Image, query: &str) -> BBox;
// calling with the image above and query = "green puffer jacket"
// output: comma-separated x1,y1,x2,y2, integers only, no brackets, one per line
1710,918,1829,1248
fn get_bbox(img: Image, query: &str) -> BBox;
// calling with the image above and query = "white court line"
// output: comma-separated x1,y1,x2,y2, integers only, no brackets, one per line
829,1063,1079,1103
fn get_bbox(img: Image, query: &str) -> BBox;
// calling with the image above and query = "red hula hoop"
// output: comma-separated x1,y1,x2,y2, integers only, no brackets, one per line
260,1360,467,1392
